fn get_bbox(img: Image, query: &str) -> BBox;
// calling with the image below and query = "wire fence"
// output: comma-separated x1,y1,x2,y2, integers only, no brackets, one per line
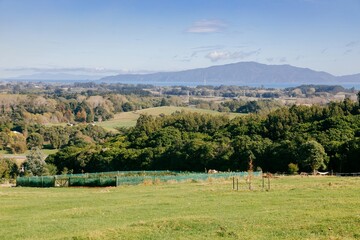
16,171,262,188
335,172,360,177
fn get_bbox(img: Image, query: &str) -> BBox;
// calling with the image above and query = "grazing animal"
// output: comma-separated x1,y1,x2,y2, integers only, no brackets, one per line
208,169,218,174
262,173,273,178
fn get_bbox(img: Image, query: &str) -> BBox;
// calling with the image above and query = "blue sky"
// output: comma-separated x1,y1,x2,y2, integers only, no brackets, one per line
0,0,359,78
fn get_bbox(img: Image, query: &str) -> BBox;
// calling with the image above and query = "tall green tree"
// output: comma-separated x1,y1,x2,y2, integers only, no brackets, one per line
27,132,44,149
299,140,328,174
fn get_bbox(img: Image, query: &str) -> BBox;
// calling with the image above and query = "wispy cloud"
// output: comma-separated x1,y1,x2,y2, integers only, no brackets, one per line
205,49,260,62
279,57,287,63
191,45,224,57
186,19,226,33
343,49,352,55
345,41,359,48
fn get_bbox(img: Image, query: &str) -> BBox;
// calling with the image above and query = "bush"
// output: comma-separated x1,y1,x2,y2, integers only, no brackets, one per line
288,163,299,175
0,158,19,180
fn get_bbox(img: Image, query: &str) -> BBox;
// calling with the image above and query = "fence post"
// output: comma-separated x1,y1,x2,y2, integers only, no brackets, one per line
232,177,235,190
268,174,270,191
262,174,265,191
236,178,239,191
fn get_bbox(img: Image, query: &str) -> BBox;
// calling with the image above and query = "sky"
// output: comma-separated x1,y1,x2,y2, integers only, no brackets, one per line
0,0,359,79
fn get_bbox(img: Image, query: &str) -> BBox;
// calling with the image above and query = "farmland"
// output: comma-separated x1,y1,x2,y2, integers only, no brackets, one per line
1,176,360,239
96,106,244,131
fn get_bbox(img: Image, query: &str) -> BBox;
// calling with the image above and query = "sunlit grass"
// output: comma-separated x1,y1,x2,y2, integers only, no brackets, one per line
1,176,359,239
97,106,244,131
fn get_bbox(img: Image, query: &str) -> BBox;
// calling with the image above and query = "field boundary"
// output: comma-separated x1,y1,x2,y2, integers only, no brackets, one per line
16,171,262,187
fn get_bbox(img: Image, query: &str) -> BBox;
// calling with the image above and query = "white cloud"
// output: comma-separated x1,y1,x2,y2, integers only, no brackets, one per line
186,19,226,33
205,49,260,62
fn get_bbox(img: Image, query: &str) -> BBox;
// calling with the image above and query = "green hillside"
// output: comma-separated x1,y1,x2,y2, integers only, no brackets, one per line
97,106,243,131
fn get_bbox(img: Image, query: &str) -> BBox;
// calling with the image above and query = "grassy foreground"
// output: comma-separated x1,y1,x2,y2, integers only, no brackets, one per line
1,176,360,240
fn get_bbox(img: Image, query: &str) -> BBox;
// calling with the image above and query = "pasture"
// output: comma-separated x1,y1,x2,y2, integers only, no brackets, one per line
1,176,359,240
96,106,243,131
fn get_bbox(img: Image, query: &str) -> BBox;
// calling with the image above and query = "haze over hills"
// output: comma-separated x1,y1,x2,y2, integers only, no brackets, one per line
100,62,360,87
6,62,360,87
11,73,104,81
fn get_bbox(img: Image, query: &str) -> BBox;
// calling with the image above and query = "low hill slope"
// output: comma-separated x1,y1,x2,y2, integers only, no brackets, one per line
97,106,243,131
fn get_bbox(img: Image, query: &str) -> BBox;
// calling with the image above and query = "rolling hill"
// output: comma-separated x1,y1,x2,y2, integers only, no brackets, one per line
96,106,243,131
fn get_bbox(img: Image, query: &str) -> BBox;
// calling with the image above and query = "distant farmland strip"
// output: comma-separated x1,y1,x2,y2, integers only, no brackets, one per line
96,106,244,131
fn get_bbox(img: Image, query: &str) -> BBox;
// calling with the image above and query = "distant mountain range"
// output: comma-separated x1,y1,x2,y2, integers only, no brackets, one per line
100,62,360,86
6,62,360,87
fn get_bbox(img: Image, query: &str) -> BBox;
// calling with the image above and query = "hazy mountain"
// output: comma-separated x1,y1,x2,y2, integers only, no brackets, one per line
100,62,356,86
338,73,360,83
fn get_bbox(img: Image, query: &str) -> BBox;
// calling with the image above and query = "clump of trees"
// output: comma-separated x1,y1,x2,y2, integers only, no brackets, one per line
0,123,112,154
46,98,360,175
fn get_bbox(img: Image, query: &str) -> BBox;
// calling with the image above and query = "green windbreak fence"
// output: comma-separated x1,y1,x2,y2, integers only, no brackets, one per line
16,171,262,188
16,176,56,188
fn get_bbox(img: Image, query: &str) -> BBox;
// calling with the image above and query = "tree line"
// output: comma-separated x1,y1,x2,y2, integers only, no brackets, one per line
45,96,360,175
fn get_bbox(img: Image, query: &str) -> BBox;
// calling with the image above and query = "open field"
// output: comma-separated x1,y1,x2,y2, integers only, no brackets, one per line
97,106,244,131
1,176,360,240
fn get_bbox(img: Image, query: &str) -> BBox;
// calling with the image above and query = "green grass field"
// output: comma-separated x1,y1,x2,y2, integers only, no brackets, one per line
97,106,244,131
1,176,360,239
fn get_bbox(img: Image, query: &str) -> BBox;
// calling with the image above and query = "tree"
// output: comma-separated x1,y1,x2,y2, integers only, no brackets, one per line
299,140,328,174
27,132,44,149
122,102,135,112
44,126,70,149
0,131,9,150
23,147,46,176
8,131,27,154
75,108,87,122
0,158,19,179
339,138,360,172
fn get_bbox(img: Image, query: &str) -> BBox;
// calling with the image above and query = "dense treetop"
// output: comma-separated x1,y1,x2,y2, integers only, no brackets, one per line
46,99,360,174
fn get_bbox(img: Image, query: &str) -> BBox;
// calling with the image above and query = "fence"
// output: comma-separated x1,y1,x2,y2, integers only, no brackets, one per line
16,171,262,188
16,176,56,188
335,172,360,177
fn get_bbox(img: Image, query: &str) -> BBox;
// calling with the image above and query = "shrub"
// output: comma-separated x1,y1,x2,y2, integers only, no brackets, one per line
288,163,299,175
0,158,19,180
